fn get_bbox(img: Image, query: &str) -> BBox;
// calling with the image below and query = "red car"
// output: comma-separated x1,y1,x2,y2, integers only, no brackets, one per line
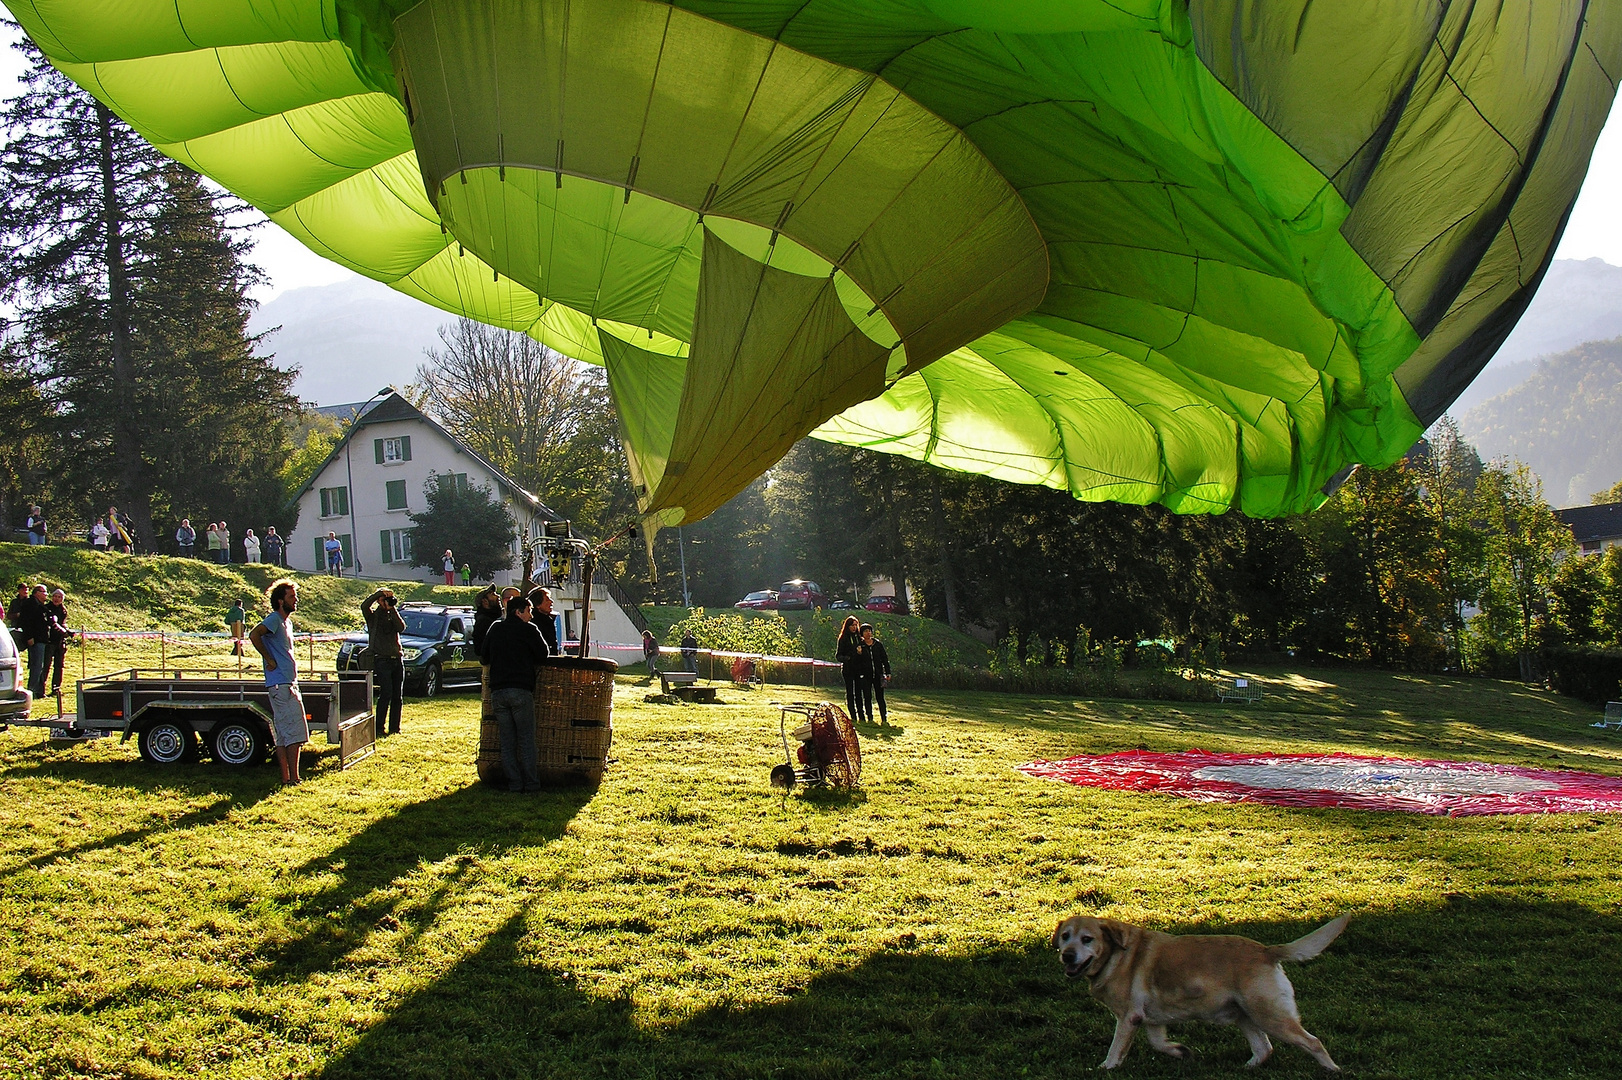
734,590,779,610
776,579,829,610
863,594,905,615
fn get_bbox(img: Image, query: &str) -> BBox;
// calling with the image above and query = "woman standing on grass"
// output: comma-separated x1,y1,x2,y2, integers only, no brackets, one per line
442,549,456,586
243,530,261,564
836,615,866,723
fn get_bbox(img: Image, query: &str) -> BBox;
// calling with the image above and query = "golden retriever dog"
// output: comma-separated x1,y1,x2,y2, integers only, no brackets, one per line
1050,913,1350,1071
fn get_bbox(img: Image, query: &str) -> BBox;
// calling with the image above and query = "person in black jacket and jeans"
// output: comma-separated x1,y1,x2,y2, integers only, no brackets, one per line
362,588,406,737
19,584,50,699
478,593,551,792
860,623,891,726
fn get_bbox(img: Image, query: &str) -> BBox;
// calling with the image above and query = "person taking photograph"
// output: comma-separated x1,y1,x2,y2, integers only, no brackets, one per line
362,588,406,737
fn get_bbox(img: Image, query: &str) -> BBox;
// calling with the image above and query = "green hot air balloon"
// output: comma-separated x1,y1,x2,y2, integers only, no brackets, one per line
10,1,1617,528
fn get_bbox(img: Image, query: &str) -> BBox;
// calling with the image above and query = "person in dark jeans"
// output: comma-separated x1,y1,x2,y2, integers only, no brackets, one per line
835,615,868,723
44,588,72,698
478,593,551,792
362,588,406,737
860,623,891,726
175,518,196,558
19,584,50,700
262,526,285,566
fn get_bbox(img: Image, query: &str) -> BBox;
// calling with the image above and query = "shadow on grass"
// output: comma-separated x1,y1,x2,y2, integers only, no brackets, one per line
0,792,238,878
314,898,1622,1079
256,782,593,983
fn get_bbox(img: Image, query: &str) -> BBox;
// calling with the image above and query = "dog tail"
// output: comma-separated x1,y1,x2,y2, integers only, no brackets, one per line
1267,913,1350,964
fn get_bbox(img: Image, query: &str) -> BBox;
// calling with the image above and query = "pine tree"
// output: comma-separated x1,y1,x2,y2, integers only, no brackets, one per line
0,48,166,543
0,47,295,549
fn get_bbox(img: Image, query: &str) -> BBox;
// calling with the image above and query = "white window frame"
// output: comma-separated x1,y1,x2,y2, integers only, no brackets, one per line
319,486,349,519
385,528,413,564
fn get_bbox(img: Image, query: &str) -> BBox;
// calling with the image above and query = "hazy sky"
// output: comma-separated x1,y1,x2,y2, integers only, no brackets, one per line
2,27,1621,299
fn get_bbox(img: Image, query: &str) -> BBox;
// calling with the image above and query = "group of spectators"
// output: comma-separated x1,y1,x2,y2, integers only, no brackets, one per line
7,582,72,701
9,504,294,566
836,616,892,725
175,519,286,565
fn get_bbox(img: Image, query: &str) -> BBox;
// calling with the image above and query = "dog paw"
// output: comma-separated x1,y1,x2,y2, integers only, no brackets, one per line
1165,1043,1189,1059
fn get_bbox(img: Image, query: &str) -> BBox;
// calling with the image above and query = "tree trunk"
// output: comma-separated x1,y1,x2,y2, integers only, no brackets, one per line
930,477,962,631
98,102,153,549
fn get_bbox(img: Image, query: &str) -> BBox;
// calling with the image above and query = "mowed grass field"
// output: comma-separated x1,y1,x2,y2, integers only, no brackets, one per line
2,665,1620,1079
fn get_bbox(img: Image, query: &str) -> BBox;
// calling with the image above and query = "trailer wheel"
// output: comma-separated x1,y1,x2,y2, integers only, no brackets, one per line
138,720,195,765
210,720,267,767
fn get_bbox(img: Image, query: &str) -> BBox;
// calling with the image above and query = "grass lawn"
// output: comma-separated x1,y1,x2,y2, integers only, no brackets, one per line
2,665,1620,1078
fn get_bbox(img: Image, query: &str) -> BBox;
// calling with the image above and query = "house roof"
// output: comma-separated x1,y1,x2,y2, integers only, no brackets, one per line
291,390,555,519
1556,503,1622,544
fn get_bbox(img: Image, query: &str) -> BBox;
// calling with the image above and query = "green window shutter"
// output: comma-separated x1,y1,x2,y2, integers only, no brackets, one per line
337,487,349,516
374,438,384,464
381,530,392,564
386,479,407,510
340,535,353,564
400,435,412,461
319,488,330,517
314,537,324,566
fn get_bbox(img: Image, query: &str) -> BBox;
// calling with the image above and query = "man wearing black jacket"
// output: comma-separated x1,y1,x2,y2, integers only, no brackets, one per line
19,584,50,700
526,586,560,655
478,593,551,792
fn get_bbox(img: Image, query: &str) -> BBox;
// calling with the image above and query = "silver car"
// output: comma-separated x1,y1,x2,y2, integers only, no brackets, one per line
0,616,34,724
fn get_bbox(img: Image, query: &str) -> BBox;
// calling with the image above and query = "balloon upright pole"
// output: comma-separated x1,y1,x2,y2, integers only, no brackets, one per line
578,552,594,657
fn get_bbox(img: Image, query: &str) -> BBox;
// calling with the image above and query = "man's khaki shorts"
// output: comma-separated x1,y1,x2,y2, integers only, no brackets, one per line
267,682,309,746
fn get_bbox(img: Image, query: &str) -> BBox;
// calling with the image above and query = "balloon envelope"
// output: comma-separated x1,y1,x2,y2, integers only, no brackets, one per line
11,0,1617,522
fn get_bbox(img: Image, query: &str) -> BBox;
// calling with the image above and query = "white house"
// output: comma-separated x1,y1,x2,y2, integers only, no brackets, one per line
288,391,646,655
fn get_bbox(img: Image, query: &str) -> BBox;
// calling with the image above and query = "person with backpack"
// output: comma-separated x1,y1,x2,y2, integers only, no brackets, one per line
243,529,261,563
226,597,247,657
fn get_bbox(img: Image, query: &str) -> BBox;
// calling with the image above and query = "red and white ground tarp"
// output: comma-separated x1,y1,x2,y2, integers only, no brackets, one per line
1017,749,1622,816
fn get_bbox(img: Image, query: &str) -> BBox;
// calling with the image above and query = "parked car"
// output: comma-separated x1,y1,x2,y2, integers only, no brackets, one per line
829,599,857,610
336,603,481,697
734,590,780,610
863,594,905,615
776,579,829,610
0,616,32,725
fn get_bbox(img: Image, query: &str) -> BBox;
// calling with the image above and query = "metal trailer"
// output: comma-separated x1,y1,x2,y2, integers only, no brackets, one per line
11,669,377,769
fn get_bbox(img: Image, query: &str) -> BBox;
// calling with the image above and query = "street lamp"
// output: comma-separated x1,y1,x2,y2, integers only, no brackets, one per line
342,386,396,577
677,525,691,608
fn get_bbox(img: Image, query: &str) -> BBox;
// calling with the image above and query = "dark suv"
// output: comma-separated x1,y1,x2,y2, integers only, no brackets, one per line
776,579,829,610
336,603,480,697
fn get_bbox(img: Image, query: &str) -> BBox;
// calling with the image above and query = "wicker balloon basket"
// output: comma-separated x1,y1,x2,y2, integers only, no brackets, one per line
478,656,616,786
